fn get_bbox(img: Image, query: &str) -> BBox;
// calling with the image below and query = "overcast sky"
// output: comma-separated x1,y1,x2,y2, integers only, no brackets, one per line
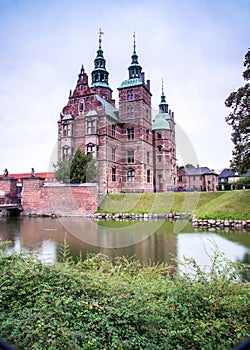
0,0,249,174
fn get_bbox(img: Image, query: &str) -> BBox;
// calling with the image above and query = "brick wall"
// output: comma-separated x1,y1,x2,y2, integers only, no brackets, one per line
21,178,98,216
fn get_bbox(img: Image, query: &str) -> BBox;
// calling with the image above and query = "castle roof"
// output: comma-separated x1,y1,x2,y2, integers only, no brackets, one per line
152,114,171,130
95,95,119,121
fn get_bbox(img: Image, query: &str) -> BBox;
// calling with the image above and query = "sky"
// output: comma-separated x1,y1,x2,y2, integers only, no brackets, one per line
0,0,249,174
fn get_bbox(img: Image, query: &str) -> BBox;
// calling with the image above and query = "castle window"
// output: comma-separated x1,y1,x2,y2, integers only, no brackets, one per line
127,149,134,163
179,176,183,182
158,145,163,152
79,101,84,113
87,119,95,134
127,169,135,183
86,97,90,102
87,143,95,155
147,151,150,164
112,124,116,137
62,146,71,161
112,147,116,162
147,170,150,183
158,155,162,162
193,176,196,181
112,167,116,182
63,124,71,137
127,89,134,101
146,129,149,140
157,133,162,139
127,105,134,119
127,127,134,140
74,99,78,104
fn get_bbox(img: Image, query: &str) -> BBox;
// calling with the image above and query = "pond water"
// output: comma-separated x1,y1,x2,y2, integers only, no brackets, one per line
0,217,249,275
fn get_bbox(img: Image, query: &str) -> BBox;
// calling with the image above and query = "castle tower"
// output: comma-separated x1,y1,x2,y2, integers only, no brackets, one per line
117,33,154,192
152,81,177,191
91,29,115,106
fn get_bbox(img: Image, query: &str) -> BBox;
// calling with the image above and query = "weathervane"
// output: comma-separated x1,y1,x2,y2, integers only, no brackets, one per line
99,28,104,49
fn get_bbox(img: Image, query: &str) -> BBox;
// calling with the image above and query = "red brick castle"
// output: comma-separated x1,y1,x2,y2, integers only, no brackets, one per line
58,31,177,193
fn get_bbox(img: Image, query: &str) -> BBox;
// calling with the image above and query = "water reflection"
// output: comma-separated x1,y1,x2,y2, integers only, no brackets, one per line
0,218,249,272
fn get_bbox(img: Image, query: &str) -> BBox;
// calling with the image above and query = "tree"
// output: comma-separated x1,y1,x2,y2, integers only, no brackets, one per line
70,148,93,183
225,49,250,174
54,157,72,183
54,148,97,183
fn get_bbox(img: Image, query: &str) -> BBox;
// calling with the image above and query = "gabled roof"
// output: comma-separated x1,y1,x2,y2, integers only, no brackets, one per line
95,95,119,121
218,168,240,178
185,167,217,176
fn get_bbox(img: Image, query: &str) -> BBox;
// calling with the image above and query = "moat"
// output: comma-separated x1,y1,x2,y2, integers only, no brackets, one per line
0,217,249,271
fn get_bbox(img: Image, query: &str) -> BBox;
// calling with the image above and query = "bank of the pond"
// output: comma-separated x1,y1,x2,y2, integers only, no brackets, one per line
98,190,250,221
0,246,249,350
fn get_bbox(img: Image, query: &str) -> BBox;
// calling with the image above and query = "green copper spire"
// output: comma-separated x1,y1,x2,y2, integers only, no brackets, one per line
128,32,142,79
91,29,109,87
159,79,169,113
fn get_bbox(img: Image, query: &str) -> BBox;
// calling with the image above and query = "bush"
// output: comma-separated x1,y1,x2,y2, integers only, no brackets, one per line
0,243,249,349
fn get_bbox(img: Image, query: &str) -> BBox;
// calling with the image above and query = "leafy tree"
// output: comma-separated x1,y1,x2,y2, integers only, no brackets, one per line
185,164,195,169
225,49,250,174
54,148,98,183
53,157,72,183
70,148,93,183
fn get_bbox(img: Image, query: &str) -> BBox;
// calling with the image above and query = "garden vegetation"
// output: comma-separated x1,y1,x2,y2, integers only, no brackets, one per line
0,240,249,349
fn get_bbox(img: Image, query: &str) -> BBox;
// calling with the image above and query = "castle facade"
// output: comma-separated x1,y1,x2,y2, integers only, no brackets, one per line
57,32,177,193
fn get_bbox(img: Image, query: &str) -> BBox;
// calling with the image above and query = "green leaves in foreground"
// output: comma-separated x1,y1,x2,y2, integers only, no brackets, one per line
0,245,249,349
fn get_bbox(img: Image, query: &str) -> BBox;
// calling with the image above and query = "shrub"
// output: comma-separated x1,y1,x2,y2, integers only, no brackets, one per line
0,243,249,349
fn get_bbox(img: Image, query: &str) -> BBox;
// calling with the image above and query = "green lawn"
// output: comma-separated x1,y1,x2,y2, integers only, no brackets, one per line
98,190,250,220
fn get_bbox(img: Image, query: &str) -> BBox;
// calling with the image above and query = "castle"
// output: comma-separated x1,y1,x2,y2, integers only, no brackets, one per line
57,32,177,193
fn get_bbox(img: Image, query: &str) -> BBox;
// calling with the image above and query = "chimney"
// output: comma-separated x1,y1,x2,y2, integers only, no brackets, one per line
141,72,145,83
146,79,150,91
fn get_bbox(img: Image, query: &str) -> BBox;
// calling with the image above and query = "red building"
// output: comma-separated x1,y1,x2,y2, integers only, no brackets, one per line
58,32,177,193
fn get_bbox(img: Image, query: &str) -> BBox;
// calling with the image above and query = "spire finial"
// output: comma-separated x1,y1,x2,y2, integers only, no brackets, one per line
162,77,164,94
133,31,136,54
98,28,104,49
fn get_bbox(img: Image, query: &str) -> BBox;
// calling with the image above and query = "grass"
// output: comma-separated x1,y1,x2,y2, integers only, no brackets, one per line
98,190,250,220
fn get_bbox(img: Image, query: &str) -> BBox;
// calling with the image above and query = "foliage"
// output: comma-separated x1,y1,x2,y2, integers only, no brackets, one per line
225,49,250,173
69,148,93,183
53,157,72,183
54,148,97,184
0,245,249,350
98,191,250,220
185,164,195,169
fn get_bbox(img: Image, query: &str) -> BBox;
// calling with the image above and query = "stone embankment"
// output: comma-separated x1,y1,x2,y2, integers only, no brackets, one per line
192,218,250,230
93,212,190,221
93,212,250,230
